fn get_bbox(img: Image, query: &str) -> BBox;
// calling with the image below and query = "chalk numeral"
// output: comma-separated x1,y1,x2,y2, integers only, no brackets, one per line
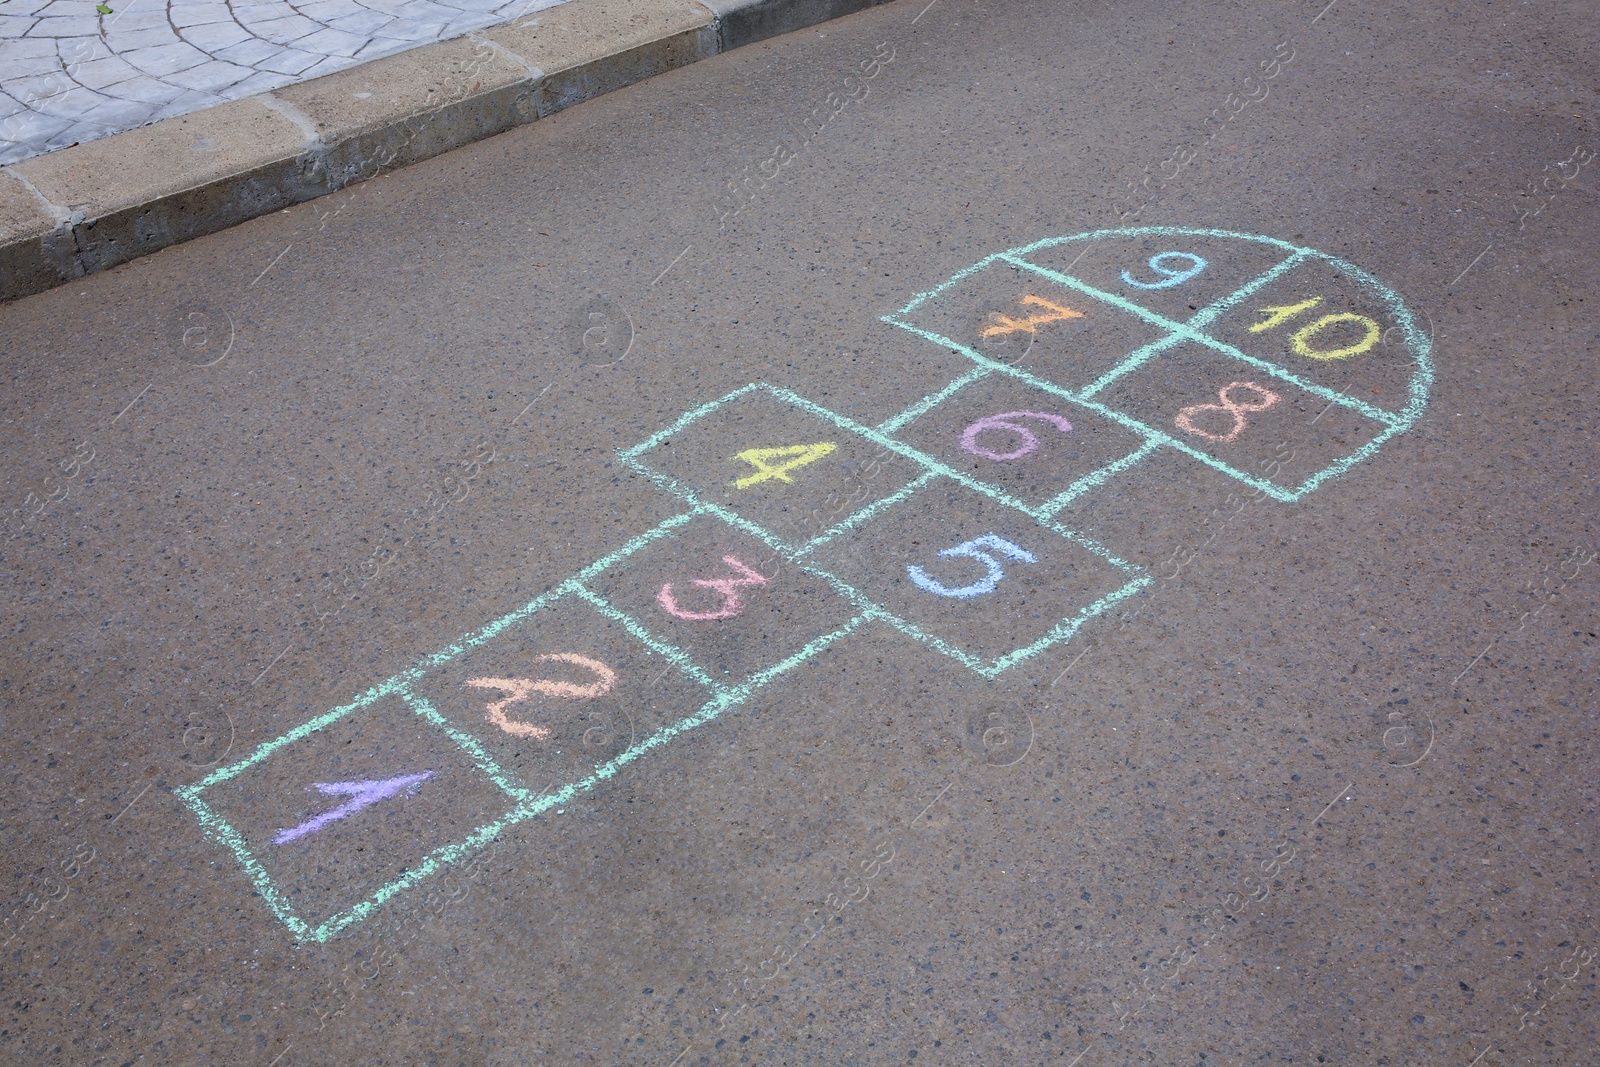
1249,296,1381,360
1249,297,1323,333
980,295,1084,338
960,411,1073,461
733,443,837,489
1122,252,1207,290
908,535,1036,599
658,555,769,620
275,772,433,844
1174,381,1280,443
466,653,617,738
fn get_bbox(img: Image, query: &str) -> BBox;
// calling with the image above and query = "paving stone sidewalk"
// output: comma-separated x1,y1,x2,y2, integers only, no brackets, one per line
0,0,574,163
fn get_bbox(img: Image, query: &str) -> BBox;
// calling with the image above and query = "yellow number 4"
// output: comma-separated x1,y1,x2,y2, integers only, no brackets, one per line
733,443,838,489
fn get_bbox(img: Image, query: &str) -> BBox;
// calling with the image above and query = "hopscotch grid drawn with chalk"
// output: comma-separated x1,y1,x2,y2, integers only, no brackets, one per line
176,228,1431,941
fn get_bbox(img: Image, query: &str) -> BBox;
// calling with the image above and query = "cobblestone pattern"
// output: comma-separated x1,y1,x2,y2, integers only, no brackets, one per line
0,0,572,164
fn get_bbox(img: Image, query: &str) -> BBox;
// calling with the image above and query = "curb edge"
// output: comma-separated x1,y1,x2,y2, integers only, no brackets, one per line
0,0,893,303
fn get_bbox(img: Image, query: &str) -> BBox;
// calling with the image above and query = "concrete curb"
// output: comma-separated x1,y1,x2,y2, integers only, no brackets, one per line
0,0,893,304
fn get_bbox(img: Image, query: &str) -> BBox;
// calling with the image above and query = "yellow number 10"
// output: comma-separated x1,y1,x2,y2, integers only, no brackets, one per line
1248,296,1380,360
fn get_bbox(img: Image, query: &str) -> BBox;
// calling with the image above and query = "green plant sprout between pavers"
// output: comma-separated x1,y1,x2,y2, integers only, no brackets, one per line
176,228,1432,942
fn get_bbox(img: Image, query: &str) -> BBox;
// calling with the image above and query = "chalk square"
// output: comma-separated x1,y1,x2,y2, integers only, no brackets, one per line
1094,342,1395,494
180,691,519,937
1200,256,1428,419
582,512,860,689
620,386,927,550
886,258,1171,391
800,476,1142,672
884,371,1150,512
1011,231,1296,327
407,593,720,793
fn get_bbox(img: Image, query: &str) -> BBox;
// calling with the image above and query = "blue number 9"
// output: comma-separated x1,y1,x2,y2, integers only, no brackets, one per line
1122,252,1207,290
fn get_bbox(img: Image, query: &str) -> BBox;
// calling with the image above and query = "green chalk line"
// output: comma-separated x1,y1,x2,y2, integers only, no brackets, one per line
877,364,992,433
314,612,870,941
887,228,1299,319
887,226,1431,443
419,581,580,667
1079,250,1309,398
751,383,1143,569
883,309,1427,509
1037,439,1162,519
418,513,701,671
878,319,1298,502
398,689,534,801
738,614,866,692
176,677,528,944
892,250,1015,318
181,791,313,941
614,385,1146,673
616,424,827,554
178,507,728,940
1008,226,1301,259
177,671,421,796
196,555,848,945
985,568,1154,676
569,583,731,696
617,382,767,460
563,618,869,798
620,434,923,559
791,554,1147,679
189,544,839,945
1289,248,1433,428
800,471,937,551
995,230,1431,425
997,254,1405,428
1187,249,1309,328
571,511,701,583
997,227,1433,434
1078,333,1188,399
618,381,1133,567
1288,418,1409,498
313,804,522,942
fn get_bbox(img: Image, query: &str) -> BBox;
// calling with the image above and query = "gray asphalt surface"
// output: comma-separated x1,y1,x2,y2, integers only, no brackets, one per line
2,0,1598,1064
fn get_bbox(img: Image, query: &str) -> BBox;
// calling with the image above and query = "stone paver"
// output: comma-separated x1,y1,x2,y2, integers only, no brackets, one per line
0,0,575,162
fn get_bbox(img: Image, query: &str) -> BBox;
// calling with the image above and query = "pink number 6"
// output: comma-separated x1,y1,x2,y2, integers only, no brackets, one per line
959,411,1073,461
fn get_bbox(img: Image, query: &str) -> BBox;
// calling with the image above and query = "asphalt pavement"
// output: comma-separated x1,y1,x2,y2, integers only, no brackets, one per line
1,0,1597,1064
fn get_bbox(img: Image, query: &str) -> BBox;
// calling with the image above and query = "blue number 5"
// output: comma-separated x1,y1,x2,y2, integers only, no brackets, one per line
1122,252,1207,290
907,534,1036,599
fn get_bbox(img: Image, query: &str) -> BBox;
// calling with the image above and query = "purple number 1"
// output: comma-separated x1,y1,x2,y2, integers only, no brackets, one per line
960,411,1073,461
274,772,433,844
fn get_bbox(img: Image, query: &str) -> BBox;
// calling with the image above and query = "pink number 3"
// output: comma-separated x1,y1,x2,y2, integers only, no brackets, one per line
658,555,769,620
